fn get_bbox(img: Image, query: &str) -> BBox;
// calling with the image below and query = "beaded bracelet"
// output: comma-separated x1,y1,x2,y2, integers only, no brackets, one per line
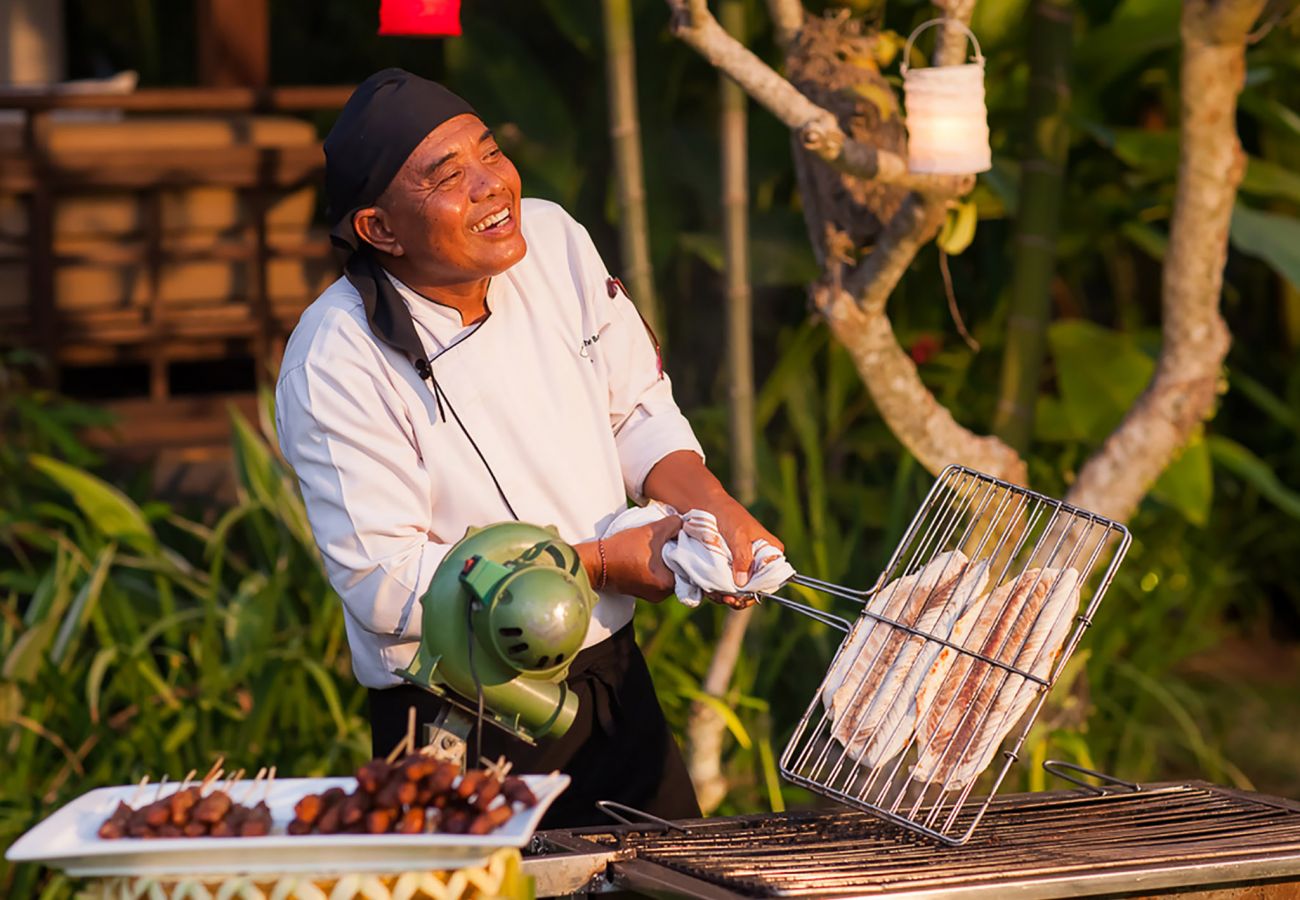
595,538,608,591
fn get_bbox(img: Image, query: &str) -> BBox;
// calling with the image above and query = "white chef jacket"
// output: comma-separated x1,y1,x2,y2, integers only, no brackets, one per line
275,198,704,689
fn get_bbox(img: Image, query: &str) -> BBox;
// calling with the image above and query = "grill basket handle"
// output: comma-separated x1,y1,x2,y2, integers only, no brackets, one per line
1043,760,1142,796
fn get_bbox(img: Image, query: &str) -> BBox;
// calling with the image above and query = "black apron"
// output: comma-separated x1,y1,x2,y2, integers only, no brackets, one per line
369,622,702,828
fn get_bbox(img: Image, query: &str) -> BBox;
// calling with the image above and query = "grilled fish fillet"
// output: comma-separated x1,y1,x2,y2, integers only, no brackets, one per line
825,553,985,765
852,560,991,768
820,551,969,714
912,567,1080,790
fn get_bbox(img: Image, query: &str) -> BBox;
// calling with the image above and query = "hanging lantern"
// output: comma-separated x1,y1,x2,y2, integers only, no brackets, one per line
378,0,463,37
901,19,992,175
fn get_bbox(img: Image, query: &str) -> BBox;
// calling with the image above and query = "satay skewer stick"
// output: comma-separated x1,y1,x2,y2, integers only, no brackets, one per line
386,707,417,763
222,769,246,795
179,769,197,792
263,766,276,803
153,774,169,802
240,767,268,804
201,755,225,785
128,775,151,807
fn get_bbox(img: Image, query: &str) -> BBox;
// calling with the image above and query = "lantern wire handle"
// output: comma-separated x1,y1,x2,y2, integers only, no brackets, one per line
900,18,985,74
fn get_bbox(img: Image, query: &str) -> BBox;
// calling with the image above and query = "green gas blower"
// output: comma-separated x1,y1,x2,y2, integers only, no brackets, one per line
394,522,597,758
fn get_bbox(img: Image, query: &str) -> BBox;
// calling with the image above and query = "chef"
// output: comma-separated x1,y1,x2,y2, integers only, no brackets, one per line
275,69,783,826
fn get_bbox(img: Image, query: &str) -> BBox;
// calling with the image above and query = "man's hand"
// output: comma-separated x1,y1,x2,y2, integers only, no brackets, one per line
704,492,784,609
642,450,785,610
578,515,683,602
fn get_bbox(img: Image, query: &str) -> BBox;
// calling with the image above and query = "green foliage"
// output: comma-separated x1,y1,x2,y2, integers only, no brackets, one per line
0,363,369,897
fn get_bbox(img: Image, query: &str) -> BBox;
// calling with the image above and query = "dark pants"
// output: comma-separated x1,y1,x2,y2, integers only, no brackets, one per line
369,623,702,829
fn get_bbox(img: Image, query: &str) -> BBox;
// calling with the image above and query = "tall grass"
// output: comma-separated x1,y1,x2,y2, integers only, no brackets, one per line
0,358,370,896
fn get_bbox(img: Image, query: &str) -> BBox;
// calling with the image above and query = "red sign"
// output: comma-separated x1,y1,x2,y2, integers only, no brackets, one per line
379,0,462,37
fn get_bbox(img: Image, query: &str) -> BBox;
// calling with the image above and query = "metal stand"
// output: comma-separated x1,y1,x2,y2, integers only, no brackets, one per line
421,705,472,766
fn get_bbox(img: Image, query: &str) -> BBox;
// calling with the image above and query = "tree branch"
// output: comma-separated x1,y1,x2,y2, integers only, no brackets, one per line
667,0,946,189
821,196,1029,484
765,0,804,51
933,0,981,66
1066,0,1266,521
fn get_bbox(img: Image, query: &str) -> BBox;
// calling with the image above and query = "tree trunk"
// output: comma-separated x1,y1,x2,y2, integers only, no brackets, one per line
1065,0,1267,521
993,0,1073,453
685,0,757,815
602,0,663,339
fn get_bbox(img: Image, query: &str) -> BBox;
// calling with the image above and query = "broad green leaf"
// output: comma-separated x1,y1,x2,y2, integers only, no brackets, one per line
1047,321,1155,437
970,0,1031,48
1034,396,1083,441
1110,128,1179,175
1240,93,1300,141
29,454,156,552
1121,221,1168,261
1242,157,1300,205
1075,0,1179,84
1230,204,1300,291
1150,436,1213,526
1207,436,1300,521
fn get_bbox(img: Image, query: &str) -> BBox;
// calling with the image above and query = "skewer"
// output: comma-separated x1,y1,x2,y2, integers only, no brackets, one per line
201,755,225,785
153,774,169,802
199,756,226,795
128,775,151,806
223,768,246,795
386,707,418,763
481,755,512,781
240,767,268,804
263,766,276,803
178,769,197,792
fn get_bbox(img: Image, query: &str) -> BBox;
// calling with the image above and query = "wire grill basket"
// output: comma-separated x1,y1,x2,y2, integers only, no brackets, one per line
760,465,1131,845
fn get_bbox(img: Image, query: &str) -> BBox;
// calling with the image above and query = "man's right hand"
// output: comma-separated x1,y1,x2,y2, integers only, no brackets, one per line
580,515,683,602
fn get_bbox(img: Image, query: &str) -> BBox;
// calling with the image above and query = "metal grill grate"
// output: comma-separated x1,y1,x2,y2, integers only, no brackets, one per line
768,466,1130,844
568,784,1300,898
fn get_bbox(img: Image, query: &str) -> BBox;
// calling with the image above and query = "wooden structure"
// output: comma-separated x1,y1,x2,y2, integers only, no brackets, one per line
0,87,351,493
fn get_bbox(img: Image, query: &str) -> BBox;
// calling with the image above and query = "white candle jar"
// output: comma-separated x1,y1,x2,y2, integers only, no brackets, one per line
901,19,992,175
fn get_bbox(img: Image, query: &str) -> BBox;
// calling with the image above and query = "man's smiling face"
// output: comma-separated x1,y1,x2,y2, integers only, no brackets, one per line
365,113,526,285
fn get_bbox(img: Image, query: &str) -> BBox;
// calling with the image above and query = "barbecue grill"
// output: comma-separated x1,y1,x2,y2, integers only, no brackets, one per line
524,774,1300,897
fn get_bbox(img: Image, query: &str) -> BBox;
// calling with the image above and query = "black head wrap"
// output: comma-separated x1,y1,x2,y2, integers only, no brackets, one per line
324,68,478,378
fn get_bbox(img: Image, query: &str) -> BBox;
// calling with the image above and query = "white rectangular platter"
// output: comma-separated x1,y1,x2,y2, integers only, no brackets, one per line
6,772,569,876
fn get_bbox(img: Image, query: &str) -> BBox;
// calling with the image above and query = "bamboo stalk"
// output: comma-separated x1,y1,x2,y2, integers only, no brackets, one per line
602,0,664,339
992,0,1074,452
685,0,756,815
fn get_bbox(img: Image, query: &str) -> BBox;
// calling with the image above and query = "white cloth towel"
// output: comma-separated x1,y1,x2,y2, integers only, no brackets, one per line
602,501,795,607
